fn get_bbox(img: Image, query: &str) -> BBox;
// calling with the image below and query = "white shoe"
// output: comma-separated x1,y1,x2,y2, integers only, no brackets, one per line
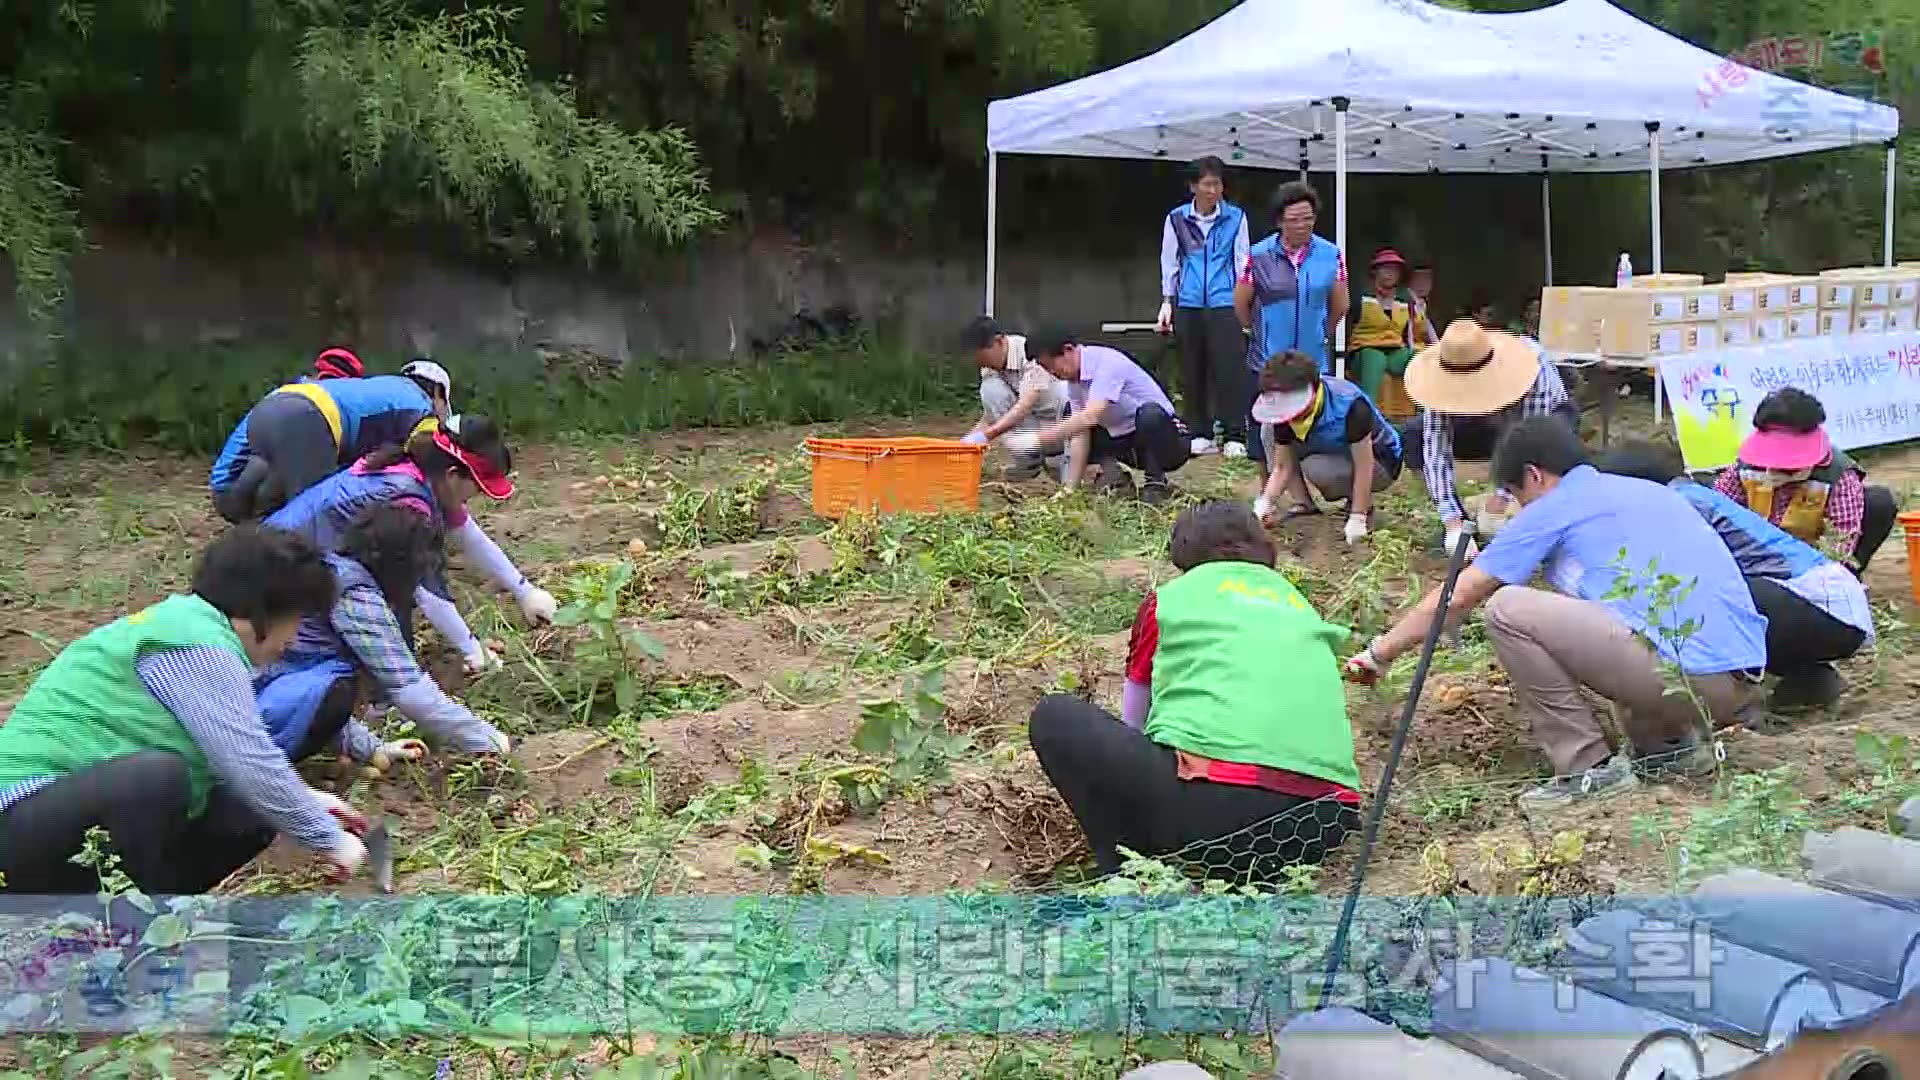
1189,436,1218,456
1222,441,1248,460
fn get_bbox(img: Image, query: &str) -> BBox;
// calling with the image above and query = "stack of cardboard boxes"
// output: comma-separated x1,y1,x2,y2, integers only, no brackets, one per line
1538,266,1918,360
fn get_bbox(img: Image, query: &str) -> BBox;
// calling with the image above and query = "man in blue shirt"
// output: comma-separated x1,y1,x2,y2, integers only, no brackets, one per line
1344,418,1767,811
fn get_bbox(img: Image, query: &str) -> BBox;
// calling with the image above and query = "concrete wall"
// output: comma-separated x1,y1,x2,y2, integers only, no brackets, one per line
20,232,1162,362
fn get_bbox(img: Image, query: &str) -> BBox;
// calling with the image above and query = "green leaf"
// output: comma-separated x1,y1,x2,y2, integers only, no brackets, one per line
552,605,589,627
277,994,332,1033
122,889,156,915
622,628,665,660
391,997,427,1026
140,912,188,949
317,1057,373,1080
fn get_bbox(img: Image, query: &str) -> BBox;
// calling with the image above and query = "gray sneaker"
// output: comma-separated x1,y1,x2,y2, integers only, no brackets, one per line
1634,736,1718,780
1517,754,1639,813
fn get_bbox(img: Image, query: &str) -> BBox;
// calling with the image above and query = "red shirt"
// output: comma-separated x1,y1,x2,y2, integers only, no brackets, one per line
1127,593,1360,805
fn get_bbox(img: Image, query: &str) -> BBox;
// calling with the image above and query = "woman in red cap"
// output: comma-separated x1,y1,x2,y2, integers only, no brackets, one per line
312,347,365,380
1348,248,1418,403
1712,387,1898,576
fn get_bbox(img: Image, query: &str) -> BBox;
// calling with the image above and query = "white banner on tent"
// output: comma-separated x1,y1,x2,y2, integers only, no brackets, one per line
1657,332,1920,472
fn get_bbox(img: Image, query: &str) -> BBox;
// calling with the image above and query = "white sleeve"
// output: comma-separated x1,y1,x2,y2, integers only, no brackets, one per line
415,584,479,657
450,516,532,601
1235,213,1251,276
1159,216,1180,301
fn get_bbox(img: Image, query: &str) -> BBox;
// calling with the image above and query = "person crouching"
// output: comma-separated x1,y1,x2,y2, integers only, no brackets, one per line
1250,349,1403,544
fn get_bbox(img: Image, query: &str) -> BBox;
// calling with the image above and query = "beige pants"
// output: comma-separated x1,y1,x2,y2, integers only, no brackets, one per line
1483,586,1761,775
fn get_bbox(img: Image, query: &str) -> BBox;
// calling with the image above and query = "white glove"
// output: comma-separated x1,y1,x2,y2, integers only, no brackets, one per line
484,729,512,754
518,587,557,626
368,739,428,773
463,640,504,675
307,788,368,837
960,430,988,446
1156,301,1174,334
1342,645,1386,686
1253,495,1273,524
1003,431,1042,456
1443,524,1480,559
1344,513,1370,545
318,831,368,884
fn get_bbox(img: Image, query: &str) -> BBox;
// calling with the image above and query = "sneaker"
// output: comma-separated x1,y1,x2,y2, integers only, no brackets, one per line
1517,754,1638,813
1769,664,1844,713
1000,456,1045,483
1190,436,1219,456
1095,468,1138,498
1222,441,1248,460
1633,737,1718,780
1140,478,1172,506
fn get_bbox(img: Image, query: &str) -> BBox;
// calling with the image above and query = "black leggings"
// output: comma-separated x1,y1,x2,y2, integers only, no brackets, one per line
1747,576,1867,679
1854,485,1897,573
293,675,361,764
1173,306,1247,440
1027,695,1358,883
0,752,274,895
212,392,339,523
1089,404,1192,482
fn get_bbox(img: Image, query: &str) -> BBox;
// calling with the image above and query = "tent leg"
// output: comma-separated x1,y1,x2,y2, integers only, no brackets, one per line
1646,122,1663,276
1886,140,1898,268
985,151,998,316
1334,97,1349,382
1542,171,1553,286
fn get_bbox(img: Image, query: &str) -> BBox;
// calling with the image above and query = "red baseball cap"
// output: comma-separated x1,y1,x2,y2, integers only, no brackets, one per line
313,347,364,379
1370,248,1409,270
433,416,515,500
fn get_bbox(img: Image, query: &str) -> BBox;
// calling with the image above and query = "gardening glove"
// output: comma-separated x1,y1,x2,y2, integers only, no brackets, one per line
1253,494,1274,525
1003,431,1043,457
483,729,513,755
1156,301,1174,334
960,430,989,446
1342,645,1386,686
307,788,368,837
1344,513,1370,545
318,831,368,885
367,739,428,774
463,639,504,675
518,586,557,626
1443,522,1478,559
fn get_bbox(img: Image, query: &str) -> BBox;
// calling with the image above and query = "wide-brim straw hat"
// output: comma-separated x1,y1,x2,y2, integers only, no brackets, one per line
1405,319,1540,416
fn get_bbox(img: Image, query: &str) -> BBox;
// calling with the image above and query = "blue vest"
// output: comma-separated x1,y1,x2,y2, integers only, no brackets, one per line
1169,201,1244,309
1670,481,1826,580
265,460,456,600
319,376,434,457
1245,234,1342,372
1297,378,1402,466
209,414,252,492
253,553,378,756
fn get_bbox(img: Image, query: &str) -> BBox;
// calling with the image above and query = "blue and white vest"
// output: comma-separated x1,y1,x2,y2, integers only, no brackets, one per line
1245,233,1342,372
1168,201,1244,310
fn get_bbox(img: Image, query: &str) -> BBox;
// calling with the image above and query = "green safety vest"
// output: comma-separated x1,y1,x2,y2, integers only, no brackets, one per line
0,594,246,815
1144,561,1361,790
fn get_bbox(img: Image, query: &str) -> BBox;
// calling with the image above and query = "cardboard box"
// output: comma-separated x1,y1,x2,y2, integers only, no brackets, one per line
1754,314,1789,342
1858,280,1894,308
1819,309,1852,337
1718,316,1756,348
1627,272,1707,288
1785,278,1820,308
1894,278,1920,307
1720,284,1758,315
1820,280,1859,308
1725,272,1776,284
1684,287,1722,320
1889,306,1918,332
1855,308,1890,335
1538,286,1608,353
1786,311,1820,338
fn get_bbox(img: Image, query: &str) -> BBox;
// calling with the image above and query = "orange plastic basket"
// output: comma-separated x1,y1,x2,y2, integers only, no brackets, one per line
804,436,986,518
1900,511,1920,606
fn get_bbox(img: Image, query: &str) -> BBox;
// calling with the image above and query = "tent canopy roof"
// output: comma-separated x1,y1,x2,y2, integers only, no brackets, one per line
986,0,1899,174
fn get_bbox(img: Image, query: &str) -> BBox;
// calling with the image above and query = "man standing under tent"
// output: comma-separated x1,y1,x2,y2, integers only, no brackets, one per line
1235,182,1348,479
1012,329,1191,505
1405,318,1576,556
1156,156,1250,459
1345,418,1768,812
958,316,1068,482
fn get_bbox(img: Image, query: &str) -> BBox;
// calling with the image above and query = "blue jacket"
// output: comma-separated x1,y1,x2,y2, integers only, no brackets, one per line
1245,234,1342,372
1669,480,1827,580
208,375,433,494
210,415,252,491
252,553,377,756
1169,201,1244,309
263,458,455,600
1294,378,1402,467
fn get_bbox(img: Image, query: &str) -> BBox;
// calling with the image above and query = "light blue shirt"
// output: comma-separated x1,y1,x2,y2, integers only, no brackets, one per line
1475,466,1768,675
1068,345,1175,438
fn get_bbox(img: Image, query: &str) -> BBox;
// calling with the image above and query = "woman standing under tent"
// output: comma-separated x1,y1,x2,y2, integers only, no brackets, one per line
1234,182,1348,480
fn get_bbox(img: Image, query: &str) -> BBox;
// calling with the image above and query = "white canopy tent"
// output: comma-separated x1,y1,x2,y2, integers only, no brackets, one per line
985,0,1901,391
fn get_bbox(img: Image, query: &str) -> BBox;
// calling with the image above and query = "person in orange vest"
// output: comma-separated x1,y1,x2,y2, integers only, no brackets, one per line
1711,387,1898,576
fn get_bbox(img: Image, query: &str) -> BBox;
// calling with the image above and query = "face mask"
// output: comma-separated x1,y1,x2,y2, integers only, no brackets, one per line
1740,465,1812,488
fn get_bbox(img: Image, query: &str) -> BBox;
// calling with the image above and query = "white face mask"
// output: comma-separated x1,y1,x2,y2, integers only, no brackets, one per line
1740,465,1813,487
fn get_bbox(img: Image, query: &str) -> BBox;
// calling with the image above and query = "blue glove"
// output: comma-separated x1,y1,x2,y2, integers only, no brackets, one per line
960,430,989,446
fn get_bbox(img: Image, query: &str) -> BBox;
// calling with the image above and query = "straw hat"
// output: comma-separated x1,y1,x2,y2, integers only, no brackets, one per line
1405,319,1541,416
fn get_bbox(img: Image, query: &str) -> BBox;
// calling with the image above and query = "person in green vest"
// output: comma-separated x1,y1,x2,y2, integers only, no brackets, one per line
0,526,375,895
1026,500,1361,883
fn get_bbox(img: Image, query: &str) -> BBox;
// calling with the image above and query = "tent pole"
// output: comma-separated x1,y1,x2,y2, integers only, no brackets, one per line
985,151,998,316
1541,164,1553,287
1334,97,1349,381
1647,121,1664,426
1886,140,1898,268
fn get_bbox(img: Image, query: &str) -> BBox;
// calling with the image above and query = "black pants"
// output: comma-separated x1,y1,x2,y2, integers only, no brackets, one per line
212,392,339,523
0,752,274,895
1854,485,1897,573
1090,404,1191,482
1173,306,1246,441
293,675,361,763
1027,695,1358,884
1747,576,1866,681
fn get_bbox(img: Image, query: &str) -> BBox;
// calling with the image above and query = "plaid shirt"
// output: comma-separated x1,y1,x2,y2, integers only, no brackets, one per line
1712,464,1866,563
329,581,501,758
1421,346,1569,522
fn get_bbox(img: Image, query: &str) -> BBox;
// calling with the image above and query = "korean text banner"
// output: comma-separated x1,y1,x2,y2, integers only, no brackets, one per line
1657,331,1920,472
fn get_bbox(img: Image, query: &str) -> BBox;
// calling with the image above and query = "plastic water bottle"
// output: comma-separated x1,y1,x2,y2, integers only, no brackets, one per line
1616,253,1633,288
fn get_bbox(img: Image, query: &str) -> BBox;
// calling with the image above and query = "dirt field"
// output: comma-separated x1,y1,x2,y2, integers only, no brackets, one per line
4,407,1920,1077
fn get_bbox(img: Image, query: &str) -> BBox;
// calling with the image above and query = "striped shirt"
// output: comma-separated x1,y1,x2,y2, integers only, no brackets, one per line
1421,341,1569,522
0,646,346,853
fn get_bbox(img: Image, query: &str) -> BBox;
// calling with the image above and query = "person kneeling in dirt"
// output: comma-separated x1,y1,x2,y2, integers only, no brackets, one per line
210,356,455,524
1711,387,1899,577
1345,418,1769,812
265,414,555,676
1250,349,1402,545
1028,500,1361,884
1597,441,1873,713
0,527,372,895
957,316,1069,482
255,503,511,774
1014,328,1192,505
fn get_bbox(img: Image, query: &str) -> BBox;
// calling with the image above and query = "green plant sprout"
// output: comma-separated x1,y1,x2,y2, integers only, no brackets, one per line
1601,548,1717,754
549,559,666,719
848,665,970,810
